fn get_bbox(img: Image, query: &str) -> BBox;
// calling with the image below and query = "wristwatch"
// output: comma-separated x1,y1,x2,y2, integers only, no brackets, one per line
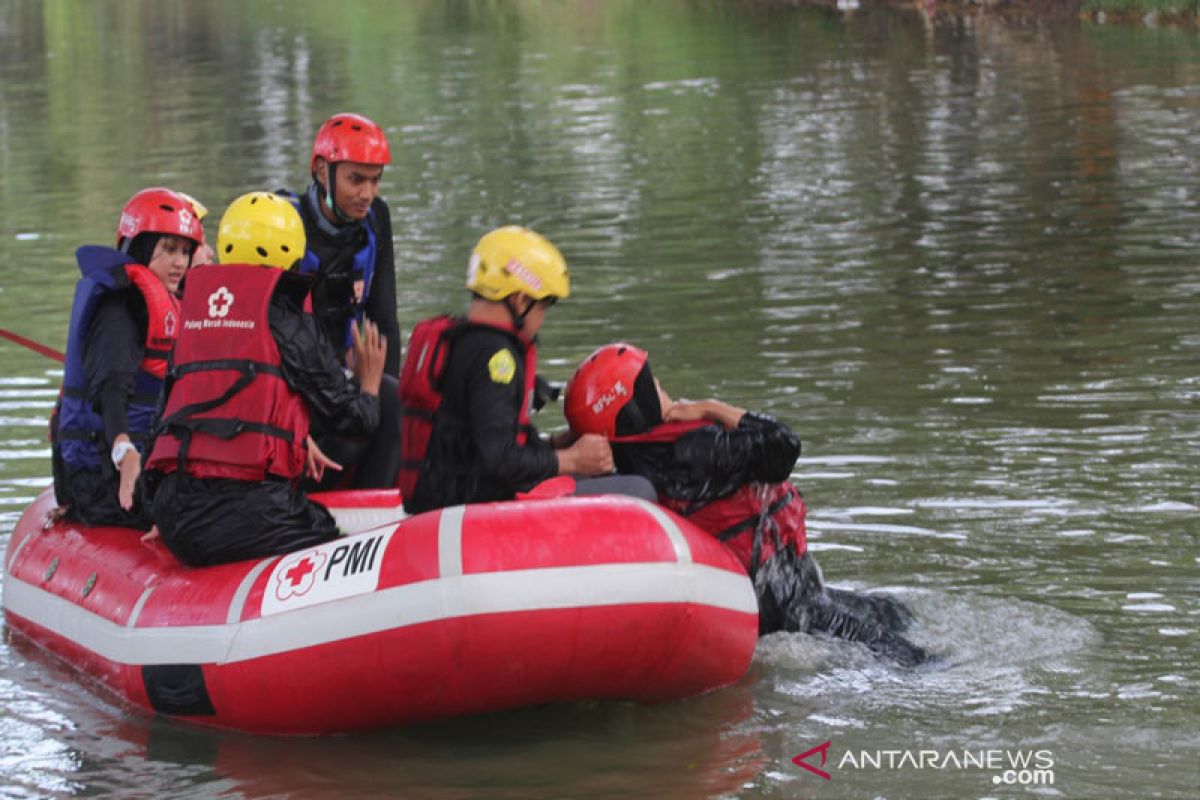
111,440,138,468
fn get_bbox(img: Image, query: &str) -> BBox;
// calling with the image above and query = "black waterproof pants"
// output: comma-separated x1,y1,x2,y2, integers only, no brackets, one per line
149,472,339,567
755,545,930,666
55,463,153,531
308,374,402,491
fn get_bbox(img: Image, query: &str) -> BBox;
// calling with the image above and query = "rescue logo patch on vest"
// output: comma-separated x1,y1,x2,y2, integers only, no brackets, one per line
208,286,234,318
488,348,516,384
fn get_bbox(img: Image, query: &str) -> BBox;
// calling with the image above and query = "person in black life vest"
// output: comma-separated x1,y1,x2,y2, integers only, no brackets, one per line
285,112,400,489
400,227,655,515
564,343,930,667
51,187,207,530
141,192,386,567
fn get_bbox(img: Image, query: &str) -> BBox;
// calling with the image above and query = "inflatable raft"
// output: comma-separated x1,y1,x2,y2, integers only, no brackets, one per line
2,487,758,735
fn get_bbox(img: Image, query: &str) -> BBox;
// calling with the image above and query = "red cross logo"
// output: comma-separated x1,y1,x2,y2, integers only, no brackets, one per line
284,557,316,587
274,548,326,601
207,286,234,318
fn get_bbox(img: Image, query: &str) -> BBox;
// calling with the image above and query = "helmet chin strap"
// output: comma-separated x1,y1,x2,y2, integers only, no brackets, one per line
505,295,540,336
319,162,356,225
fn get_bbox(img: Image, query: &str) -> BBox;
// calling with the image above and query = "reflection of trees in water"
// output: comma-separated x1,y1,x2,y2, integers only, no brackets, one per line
3,1,1195,399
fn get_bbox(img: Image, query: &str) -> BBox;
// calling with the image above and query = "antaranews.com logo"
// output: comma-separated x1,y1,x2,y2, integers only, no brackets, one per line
793,741,1055,787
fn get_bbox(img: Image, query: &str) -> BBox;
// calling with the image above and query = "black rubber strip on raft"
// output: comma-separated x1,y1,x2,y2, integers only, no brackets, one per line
142,664,216,716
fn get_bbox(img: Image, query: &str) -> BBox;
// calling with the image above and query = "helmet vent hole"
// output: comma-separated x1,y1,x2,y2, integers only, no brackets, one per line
159,204,175,212
332,120,343,127
250,197,258,205
617,346,627,355
223,244,233,254
256,246,269,258
351,124,362,131
281,245,290,253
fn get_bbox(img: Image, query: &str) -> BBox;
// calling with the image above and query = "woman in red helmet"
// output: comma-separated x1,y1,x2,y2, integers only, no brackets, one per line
51,187,207,529
284,112,400,489
564,343,929,666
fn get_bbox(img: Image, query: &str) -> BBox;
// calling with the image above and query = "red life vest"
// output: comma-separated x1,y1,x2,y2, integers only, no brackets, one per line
397,315,537,498
615,421,807,573
125,263,180,379
145,264,309,483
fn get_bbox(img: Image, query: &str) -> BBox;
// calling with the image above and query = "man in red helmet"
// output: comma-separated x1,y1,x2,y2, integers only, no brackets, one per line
285,112,400,488
51,187,207,529
564,343,930,667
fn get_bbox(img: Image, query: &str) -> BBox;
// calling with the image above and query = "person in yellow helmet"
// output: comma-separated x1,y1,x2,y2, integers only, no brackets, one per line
141,192,386,567
398,226,654,514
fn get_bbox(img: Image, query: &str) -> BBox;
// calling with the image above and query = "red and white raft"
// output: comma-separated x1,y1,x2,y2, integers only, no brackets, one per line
2,487,758,735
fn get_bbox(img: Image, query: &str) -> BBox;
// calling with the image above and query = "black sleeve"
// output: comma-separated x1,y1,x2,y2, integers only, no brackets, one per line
463,340,558,491
269,284,380,436
366,197,400,377
676,412,801,493
83,292,144,446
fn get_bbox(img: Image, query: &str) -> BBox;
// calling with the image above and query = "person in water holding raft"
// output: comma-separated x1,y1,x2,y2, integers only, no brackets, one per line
283,112,400,489
141,192,386,567
564,343,930,667
51,187,208,530
399,226,655,514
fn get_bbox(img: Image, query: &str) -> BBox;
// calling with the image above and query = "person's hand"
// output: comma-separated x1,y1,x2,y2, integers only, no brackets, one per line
118,449,141,511
557,433,614,476
352,320,386,396
306,435,343,482
549,429,579,450
140,526,160,544
663,399,708,423
665,399,746,428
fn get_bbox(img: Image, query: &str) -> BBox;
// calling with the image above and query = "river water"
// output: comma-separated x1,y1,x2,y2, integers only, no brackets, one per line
1,2,1197,798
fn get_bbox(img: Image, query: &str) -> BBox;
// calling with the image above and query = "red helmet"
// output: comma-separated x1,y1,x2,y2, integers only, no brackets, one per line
564,343,648,437
116,187,206,246
310,113,391,172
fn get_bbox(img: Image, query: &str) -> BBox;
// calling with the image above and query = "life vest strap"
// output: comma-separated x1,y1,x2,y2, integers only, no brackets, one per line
61,386,160,406
164,416,295,443
160,360,274,472
715,488,796,542
173,359,284,380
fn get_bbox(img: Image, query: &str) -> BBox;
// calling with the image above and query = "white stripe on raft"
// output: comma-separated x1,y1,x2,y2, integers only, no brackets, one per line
437,505,466,578
226,556,277,625
5,561,757,667
6,530,34,571
126,587,154,628
636,498,693,564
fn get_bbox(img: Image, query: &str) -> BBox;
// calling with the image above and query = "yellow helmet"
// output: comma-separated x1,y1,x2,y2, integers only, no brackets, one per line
466,226,570,302
217,192,306,269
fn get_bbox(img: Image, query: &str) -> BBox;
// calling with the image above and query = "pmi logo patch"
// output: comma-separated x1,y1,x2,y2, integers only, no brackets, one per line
261,531,395,616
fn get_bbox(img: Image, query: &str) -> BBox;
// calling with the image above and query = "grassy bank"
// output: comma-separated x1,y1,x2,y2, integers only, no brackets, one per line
1084,0,1197,11
745,1,1198,28
1083,0,1198,26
